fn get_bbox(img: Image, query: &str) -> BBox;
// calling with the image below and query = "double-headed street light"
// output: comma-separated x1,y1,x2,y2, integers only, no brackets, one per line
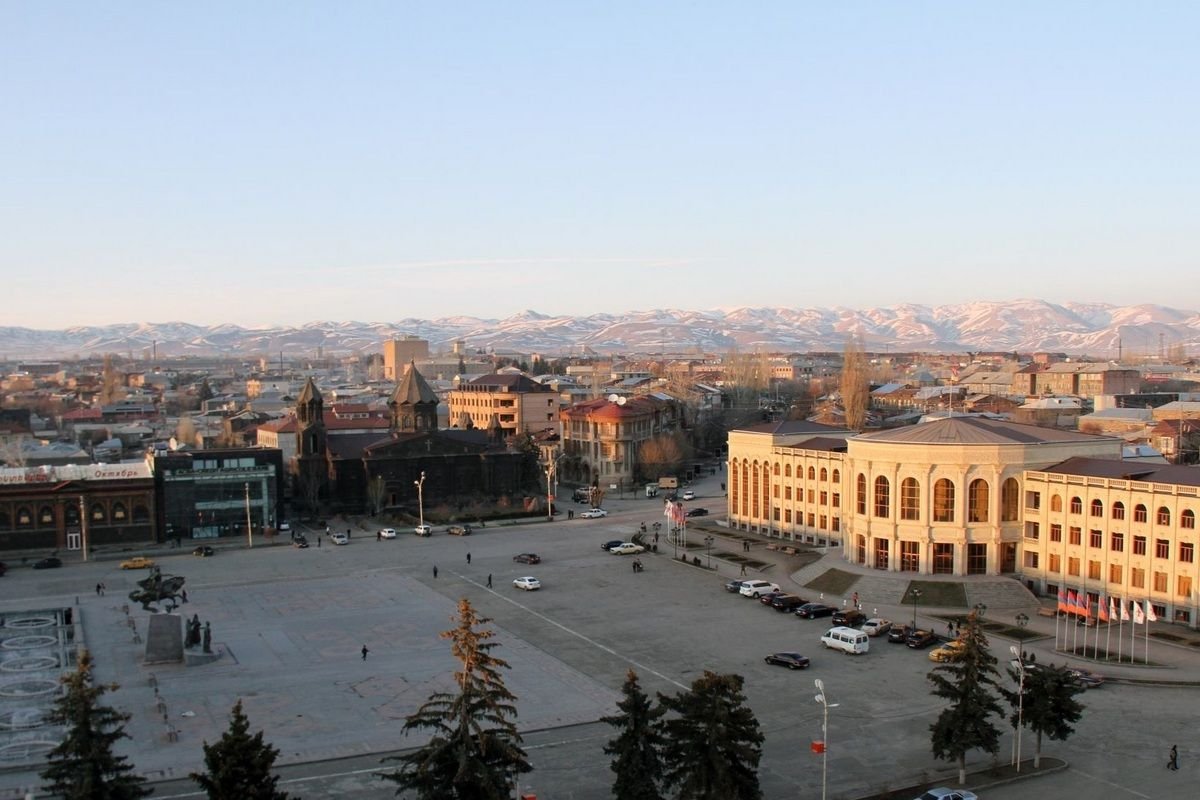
910,587,923,629
814,679,838,800
414,471,426,529
704,535,714,569
1009,645,1025,771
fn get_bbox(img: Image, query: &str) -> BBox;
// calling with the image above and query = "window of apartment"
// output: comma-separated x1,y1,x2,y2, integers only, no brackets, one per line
1001,478,1020,521
1155,539,1170,559
784,510,792,523
820,468,828,481
784,464,792,478
1089,530,1102,549
1069,527,1082,546
1067,557,1080,576
1112,502,1125,521
832,517,840,532
856,474,867,515
901,478,920,521
807,513,815,527
1050,493,1062,513
1048,553,1061,573
1090,499,1104,518
1131,567,1145,589
1024,522,1040,540
1023,551,1039,569
1154,571,1168,593
1070,496,1083,514
1181,542,1195,564
1050,524,1063,542
1157,507,1171,526
1134,535,1147,556
933,479,955,522
874,476,890,518
773,485,780,499
808,489,815,504
819,490,828,505
819,514,827,530
1180,575,1193,600
784,486,792,500
1111,532,1124,552
1087,560,1101,580
968,479,989,523
1135,504,1148,523
832,469,840,483
831,493,840,509
1184,510,1197,530
1109,564,1123,584
808,467,816,480
1025,490,1041,511
773,463,780,476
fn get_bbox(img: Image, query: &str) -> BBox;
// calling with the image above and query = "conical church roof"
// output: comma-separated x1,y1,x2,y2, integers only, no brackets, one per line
392,361,438,406
297,376,322,405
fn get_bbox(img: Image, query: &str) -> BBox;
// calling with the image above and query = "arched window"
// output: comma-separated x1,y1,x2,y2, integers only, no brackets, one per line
856,473,868,515
1050,494,1063,513
1134,504,1148,523
820,468,828,481
762,463,770,516
968,479,989,523
1001,478,1020,522
112,503,127,521
133,505,150,523
751,462,759,519
900,478,920,521
16,506,32,527
808,466,816,480
1183,510,1196,530
873,476,890,518
65,504,79,525
1157,506,1171,526
1090,499,1103,518
784,464,791,478
1069,496,1083,514
91,503,106,523
1112,502,1125,521
39,505,54,525
933,479,955,522
831,469,840,483
731,461,740,515
773,463,780,476
740,460,749,516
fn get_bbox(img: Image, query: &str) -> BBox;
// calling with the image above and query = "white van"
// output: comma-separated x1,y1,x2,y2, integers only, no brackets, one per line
820,626,870,655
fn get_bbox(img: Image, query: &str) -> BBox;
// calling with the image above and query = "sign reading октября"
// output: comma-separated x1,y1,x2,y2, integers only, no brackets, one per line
0,463,152,485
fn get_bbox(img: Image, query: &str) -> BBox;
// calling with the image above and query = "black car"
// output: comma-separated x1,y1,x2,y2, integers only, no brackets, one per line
724,579,748,593
795,603,837,619
191,546,215,557
33,557,62,569
292,536,310,549
770,594,808,612
905,629,938,649
513,553,542,564
764,652,811,670
601,539,625,551
832,609,867,627
686,508,709,518
758,590,789,606
888,624,914,643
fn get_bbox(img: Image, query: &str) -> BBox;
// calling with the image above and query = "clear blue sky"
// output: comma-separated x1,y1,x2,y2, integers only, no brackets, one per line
3,2,1197,328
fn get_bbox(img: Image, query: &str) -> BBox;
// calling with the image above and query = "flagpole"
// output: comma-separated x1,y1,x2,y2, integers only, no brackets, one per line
1054,601,1061,653
1145,600,1153,665
1105,597,1112,661
1116,599,1123,663
1072,591,1080,655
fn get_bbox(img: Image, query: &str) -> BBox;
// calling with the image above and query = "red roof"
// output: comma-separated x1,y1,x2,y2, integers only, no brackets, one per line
61,408,103,421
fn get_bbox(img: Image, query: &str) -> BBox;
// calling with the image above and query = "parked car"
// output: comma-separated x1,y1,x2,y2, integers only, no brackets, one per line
758,590,788,606
686,508,709,517
292,536,309,549
379,528,397,539
905,629,938,649
579,508,608,519
513,553,542,564
513,576,541,591
914,789,977,800
330,532,349,545
929,640,968,662
610,542,645,555
446,525,472,536
278,521,291,532
724,579,748,593
120,556,155,570
770,594,808,612
191,546,215,557
795,603,837,619
601,539,625,551
414,524,433,536
764,651,811,670
862,618,893,637
739,580,780,598
1067,666,1106,689
682,490,696,501
832,609,867,627
33,557,62,569
888,624,914,643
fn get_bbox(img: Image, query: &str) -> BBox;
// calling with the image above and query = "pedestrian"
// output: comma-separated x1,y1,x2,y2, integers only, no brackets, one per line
181,589,188,604
852,592,859,609
740,564,747,576
466,552,471,565
433,565,438,579
377,530,381,541
101,582,106,596
95,583,102,596
1168,745,1179,770
361,644,369,661
317,536,321,547
948,620,955,637
487,574,492,588
632,560,638,573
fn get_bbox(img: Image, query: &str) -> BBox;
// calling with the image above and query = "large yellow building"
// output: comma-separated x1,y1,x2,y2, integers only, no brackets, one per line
447,373,560,439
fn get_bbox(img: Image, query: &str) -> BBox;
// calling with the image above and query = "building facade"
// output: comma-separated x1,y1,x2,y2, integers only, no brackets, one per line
382,337,431,381
560,395,682,489
152,447,285,543
447,373,561,437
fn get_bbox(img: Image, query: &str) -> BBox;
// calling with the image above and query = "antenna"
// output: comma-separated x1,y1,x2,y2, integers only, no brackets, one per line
617,396,627,406
607,394,619,403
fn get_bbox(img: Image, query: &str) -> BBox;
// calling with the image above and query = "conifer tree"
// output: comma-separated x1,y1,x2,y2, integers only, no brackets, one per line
601,670,665,800
190,699,288,799
928,611,1004,784
40,650,151,800
1005,661,1085,769
381,598,531,799
658,671,763,800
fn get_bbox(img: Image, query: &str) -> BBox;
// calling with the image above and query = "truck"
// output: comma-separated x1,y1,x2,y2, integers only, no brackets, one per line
657,476,678,490
644,483,659,498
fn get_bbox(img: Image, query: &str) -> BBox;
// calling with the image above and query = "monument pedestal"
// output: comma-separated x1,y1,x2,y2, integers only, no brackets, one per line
144,613,183,664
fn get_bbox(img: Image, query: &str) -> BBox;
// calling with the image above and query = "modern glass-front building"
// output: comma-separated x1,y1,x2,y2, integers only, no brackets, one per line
152,448,285,543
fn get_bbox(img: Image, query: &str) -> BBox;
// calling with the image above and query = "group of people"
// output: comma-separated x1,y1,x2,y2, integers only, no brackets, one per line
632,559,645,573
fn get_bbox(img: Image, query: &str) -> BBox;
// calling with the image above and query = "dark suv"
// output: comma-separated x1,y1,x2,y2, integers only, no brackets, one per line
770,594,808,612
832,609,867,627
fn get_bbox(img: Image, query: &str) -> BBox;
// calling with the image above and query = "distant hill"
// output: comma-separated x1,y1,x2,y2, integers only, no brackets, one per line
3,300,1198,358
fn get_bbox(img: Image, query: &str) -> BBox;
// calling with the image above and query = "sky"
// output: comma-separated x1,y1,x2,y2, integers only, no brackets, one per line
2,2,1198,329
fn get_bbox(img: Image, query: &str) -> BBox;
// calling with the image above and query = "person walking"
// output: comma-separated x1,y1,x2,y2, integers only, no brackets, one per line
95,583,102,596
361,644,369,661
1168,745,1179,770
466,552,472,565
852,591,859,609
317,536,321,548
181,589,188,603
433,565,438,579
740,564,747,576
486,574,492,588
948,620,955,637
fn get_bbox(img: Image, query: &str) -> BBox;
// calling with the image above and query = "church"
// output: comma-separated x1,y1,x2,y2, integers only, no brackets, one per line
292,363,542,516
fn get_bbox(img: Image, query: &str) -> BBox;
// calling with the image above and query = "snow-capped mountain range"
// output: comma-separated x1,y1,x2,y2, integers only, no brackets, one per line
3,300,1198,359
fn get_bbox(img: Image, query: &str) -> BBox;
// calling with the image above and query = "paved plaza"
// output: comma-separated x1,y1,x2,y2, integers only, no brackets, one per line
0,474,1198,798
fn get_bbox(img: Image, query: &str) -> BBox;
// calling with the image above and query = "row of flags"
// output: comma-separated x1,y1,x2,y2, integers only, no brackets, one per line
1056,589,1159,624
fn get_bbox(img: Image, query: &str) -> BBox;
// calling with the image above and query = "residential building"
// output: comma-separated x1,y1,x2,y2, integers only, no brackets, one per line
382,337,431,381
447,373,561,438
560,395,682,489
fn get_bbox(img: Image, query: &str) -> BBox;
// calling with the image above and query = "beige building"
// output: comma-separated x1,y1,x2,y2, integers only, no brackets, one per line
447,374,560,438
560,395,681,488
382,337,431,381
1012,363,1140,398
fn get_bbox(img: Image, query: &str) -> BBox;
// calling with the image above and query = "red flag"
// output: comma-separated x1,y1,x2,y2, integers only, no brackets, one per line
1065,590,1079,616
1057,589,1068,614
1097,597,1110,623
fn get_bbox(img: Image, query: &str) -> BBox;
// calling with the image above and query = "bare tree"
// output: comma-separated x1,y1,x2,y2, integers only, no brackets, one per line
175,417,198,448
366,475,388,515
99,354,126,406
0,435,30,467
840,336,869,431
637,433,690,481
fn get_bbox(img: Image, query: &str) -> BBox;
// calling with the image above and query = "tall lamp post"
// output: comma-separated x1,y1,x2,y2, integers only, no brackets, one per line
814,679,838,800
414,471,426,530
704,536,714,569
544,454,564,521
910,587,923,629
974,603,988,620
1009,644,1025,771
244,482,253,548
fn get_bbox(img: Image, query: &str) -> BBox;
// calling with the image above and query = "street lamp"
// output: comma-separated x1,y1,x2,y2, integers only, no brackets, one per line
543,454,564,522
414,471,426,529
910,587,923,629
1009,645,1025,771
704,536,714,569
244,482,253,548
1015,612,1029,631
814,679,838,800
974,603,988,620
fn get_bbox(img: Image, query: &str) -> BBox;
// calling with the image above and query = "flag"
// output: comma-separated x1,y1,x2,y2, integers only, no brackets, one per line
1057,589,1069,614
1078,593,1091,619
1097,598,1110,623
1133,601,1146,625
1108,596,1117,621
1146,601,1158,622
1120,599,1130,622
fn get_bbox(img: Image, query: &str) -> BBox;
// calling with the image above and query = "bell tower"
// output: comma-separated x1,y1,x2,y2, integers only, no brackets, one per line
389,362,439,433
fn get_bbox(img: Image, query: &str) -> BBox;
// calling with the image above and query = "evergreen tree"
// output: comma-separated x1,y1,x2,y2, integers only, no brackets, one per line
928,611,1004,784
1005,661,1085,769
40,650,151,800
190,699,288,800
658,671,763,800
381,598,531,799
601,670,665,800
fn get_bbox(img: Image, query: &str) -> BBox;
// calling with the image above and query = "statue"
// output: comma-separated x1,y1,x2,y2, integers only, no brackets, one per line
186,614,201,648
202,622,212,654
127,566,187,613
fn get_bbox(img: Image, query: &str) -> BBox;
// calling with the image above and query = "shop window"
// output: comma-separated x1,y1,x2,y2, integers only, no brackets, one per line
91,503,106,522
16,507,32,527
112,503,127,521
967,543,988,574
932,543,954,574
133,505,150,523
39,506,54,524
